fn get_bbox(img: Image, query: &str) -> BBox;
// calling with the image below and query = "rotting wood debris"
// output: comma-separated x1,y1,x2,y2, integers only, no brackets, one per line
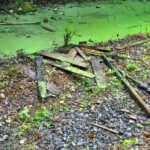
19,38,150,116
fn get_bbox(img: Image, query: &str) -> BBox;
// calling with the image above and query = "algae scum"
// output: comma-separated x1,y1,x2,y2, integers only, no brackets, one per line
1,1,150,56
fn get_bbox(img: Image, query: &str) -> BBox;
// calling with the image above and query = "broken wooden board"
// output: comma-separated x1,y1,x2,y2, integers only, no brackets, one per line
44,59,95,78
67,48,77,59
36,56,47,100
75,47,89,61
81,47,104,54
20,65,60,95
116,39,150,50
39,52,88,69
91,59,106,88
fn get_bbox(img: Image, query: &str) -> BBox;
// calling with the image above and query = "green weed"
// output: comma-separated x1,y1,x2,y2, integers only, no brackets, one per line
0,81,8,89
63,19,81,46
33,106,53,128
19,107,31,122
122,138,137,147
126,64,138,71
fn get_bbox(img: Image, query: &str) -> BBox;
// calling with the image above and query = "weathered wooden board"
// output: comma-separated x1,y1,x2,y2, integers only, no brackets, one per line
36,56,47,100
91,59,106,87
21,65,60,95
67,48,77,59
44,59,95,78
75,47,89,61
39,52,88,69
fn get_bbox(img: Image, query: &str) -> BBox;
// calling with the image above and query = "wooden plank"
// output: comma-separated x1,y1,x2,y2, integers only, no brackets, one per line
67,48,77,59
75,47,89,61
36,56,46,100
21,65,60,95
91,59,106,88
39,52,88,69
81,47,104,54
44,59,95,78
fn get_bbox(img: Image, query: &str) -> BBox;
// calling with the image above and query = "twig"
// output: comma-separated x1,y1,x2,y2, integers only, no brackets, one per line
39,24,55,32
89,122,119,134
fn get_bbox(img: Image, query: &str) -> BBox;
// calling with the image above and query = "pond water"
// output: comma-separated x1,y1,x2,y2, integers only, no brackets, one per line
0,0,150,57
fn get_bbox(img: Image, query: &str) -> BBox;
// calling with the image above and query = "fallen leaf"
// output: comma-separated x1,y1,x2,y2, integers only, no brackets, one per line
144,133,150,138
91,105,96,111
88,132,96,139
120,109,130,113
34,133,41,141
0,93,5,99
142,95,147,100
79,108,83,112
126,114,137,120
57,130,63,135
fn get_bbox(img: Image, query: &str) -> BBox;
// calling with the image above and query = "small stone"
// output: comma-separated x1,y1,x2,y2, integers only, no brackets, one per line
3,135,8,140
0,93,5,99
125,132,132,138
77,141,84,146
53,136,62,142
129,119,135,124
71,142,76,146
126,128,132,132
0,138,4,142
20,139,26,144
39,126,44,132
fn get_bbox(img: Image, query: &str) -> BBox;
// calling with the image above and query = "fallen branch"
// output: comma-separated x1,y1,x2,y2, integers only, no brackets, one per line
39,24,55,32
89,122,119,134
102,55,150,116
44,59,95,78
116,39,149,50
0,22,41,25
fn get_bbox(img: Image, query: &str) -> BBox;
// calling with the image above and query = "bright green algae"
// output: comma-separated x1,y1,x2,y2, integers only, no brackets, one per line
1,1,150,57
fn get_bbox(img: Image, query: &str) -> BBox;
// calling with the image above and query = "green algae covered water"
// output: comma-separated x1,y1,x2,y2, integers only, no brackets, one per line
1,0,150,57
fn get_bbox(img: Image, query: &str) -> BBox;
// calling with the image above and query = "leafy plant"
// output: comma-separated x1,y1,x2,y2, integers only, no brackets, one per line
0,81,8,90
126,64,138,71
17,123,31,136
50,103,63,112
63,19,80,46
33,106,53,127
64,107,70,112
122,138,137,147
107,69,115,75
19,107,31,122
